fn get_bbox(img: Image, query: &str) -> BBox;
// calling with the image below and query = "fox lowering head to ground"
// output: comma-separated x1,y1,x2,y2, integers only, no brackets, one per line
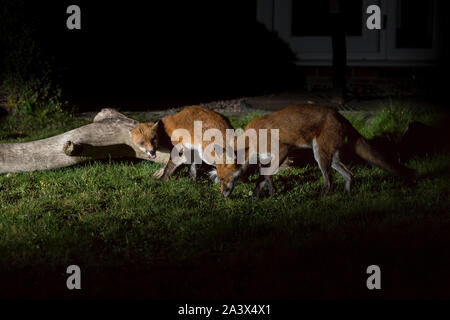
130,106,239,194
219,104,415,198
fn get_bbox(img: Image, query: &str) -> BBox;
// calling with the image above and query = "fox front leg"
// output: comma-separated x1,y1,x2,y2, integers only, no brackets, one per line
252,175,267,198
152,160,179,180
152,167,165,179
189,163,197,180
252,175,276,198
153,148,187,181
265,175,276,196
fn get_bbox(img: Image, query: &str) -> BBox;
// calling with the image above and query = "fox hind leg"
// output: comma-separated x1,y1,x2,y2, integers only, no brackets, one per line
313,139,333,195
331,151,353,193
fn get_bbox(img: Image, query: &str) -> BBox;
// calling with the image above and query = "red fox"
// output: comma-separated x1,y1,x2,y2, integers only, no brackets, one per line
130,106,237,192
219,104,415,198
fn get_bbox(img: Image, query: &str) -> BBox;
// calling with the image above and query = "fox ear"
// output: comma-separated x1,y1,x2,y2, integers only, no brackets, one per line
151,121,160,130
129,123,141,135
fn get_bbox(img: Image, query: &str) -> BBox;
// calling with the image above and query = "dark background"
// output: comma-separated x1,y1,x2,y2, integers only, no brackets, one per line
0,1,449,301
9,1,298,111
1,1,449,111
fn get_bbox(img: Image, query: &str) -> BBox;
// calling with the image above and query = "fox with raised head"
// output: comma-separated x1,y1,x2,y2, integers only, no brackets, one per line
130,106,237,192
219,104,415,198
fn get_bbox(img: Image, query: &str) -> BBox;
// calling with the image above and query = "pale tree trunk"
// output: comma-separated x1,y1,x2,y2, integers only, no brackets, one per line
0,108,169,174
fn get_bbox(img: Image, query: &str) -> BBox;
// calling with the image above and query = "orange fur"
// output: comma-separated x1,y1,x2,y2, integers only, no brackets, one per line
221,104,414,197
130,106,238,191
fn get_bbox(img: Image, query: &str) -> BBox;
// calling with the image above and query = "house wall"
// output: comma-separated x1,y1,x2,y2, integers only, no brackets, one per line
303,66,436,97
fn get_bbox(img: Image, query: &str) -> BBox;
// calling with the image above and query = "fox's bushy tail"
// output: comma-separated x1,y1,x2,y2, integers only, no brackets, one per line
353,137,415,177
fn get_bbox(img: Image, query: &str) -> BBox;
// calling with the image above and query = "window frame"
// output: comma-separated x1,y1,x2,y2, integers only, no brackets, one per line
257,0,439,66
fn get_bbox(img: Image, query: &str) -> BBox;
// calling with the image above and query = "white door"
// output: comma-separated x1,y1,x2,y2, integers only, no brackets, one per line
259,0,385,64
257,0,439,65
386,0,440,62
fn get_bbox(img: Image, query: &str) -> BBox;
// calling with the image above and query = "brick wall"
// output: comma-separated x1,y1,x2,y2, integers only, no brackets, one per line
303,66,433,97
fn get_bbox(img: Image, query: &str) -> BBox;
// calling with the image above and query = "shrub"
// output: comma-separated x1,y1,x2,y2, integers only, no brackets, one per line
0,1,64,117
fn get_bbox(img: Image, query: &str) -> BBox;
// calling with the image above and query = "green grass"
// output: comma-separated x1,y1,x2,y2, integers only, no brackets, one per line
228,111,264,129
345,99,445,140
0,110,89,143
0,102,449,299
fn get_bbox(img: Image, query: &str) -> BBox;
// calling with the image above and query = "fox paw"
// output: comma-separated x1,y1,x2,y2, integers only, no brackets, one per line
152,168,165,180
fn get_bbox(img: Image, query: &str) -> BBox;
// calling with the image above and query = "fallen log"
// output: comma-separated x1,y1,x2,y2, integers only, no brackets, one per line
0,108,169,174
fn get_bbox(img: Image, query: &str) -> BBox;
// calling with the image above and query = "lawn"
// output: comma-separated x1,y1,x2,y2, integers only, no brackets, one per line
0,101,449,299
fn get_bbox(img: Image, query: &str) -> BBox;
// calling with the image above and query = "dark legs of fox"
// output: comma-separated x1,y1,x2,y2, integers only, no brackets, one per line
153,148,187,180
152,159,182,180
253,175,275,198
153,147,199,181
253,145,289,198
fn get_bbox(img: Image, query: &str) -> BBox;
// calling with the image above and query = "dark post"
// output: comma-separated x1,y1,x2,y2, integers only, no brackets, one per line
330,0,347,104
